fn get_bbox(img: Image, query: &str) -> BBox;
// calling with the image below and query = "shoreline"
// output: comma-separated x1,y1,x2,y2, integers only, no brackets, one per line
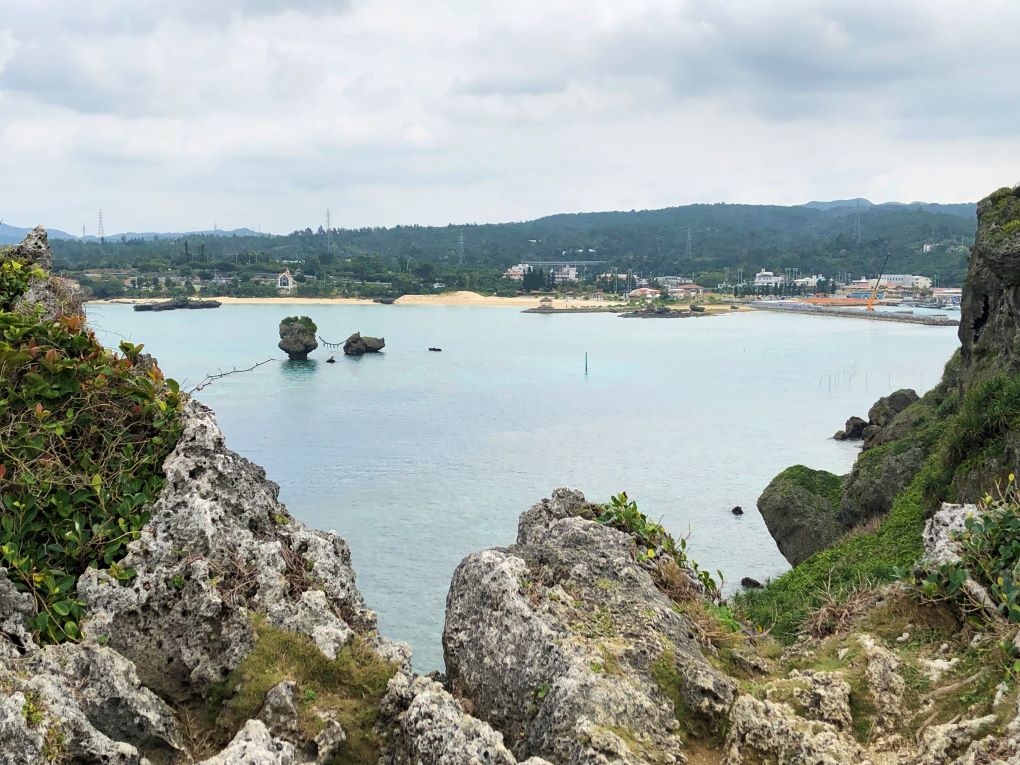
87,291,634,309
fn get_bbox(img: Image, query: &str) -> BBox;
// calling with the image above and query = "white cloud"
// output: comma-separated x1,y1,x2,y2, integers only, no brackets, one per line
0,0,1017,233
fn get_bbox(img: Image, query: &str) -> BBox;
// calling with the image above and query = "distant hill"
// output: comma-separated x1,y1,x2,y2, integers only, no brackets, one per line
0,223,78,245
80,228,261,242
2,223,261,245
802,199,975,218
49,199,981,286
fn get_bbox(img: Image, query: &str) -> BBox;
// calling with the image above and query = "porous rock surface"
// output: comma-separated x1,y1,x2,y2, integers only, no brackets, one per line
441,488,737,764
77,398,402,703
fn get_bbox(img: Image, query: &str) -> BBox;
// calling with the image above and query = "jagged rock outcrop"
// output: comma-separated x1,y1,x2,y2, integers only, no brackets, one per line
343,332,385,356
278,316,318,360
757,466,844,565
3,225,84,323
441,488,737,764
961,186,1020,385
833,415,867,441
77,397,407,700
862,388,920,444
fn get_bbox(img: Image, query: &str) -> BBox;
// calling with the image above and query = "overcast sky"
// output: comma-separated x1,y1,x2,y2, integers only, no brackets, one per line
1,0,1018,234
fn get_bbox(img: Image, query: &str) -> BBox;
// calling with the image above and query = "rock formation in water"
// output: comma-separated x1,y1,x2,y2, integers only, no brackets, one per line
833,415,867,441
757,466,845,565
134,298,221,312
278,316,318,360
343,332,385,356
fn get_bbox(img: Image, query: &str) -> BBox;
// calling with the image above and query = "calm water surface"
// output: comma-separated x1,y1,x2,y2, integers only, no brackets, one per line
87,304,960,670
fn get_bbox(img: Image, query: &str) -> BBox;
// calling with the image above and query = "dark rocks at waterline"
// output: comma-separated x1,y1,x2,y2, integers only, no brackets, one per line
374,297,397,305
740,577,763,589
133,298,221,312
731,506,744,515
428,347,442,352
278,316,318,360
343,332,386,356
834,415,868,441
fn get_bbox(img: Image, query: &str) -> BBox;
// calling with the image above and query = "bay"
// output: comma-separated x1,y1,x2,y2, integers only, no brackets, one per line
87,303,960,671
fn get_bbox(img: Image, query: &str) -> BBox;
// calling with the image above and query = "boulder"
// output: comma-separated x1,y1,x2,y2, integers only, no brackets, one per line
343,332,385,356
3,226,84,322
443,488,737,764
866,389,920,430
381,673,554,765
278,316,318,360
77,398,407,705
833,415,867,441
837,444,925,529
757,466,844,565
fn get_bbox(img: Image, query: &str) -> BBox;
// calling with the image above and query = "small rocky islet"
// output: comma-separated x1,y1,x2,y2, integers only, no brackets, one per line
3,185,1020,764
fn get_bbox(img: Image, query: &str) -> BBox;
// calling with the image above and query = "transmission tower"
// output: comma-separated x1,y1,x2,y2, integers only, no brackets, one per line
81,224,86,239
685,227,693,260
457,231,465,264
97,210,105,243
325,208,334,253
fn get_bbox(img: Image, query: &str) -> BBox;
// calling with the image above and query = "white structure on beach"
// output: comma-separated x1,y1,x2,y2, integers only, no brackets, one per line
754,269,785,287
277,269,295,294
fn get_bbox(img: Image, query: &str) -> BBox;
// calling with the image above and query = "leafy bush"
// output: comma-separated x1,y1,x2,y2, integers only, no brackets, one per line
0,252,183,642
920,477,1020,624
598,492,720,597
281,315,317,333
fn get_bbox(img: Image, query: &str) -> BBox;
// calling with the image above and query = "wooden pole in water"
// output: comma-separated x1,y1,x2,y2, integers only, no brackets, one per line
585,352,588,376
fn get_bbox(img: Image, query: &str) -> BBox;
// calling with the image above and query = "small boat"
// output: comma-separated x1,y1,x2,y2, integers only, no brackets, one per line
428,347,442,352
326,356,336,363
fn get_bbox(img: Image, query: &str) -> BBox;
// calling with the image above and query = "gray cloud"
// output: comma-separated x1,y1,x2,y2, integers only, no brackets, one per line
0,0,1017,233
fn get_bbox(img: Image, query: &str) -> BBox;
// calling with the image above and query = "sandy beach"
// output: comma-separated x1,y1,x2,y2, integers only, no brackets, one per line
88,291,631,309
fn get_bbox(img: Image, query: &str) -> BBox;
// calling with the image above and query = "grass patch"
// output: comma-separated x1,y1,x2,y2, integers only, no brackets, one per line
774,465,843,511
212,620,396,764
734,481,927,642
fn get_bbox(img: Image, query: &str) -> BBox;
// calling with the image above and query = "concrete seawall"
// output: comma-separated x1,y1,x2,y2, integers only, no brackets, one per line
750,303,959,326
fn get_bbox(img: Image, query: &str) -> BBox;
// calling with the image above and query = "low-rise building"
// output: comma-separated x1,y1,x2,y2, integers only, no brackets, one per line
628,287,661,300
504,263,530,281
754,269,786,288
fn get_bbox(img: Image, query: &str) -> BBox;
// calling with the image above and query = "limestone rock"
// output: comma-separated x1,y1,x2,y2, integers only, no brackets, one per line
77,398,392,704
343,331,386,356
199,720,297,765
16,642,184,760
834,415,867,441
857,633,904,737
381,672,550,765
757,466,844,565
0,569,37,661
792,671,853,732
443,488,736,764
2,226,84,322
723,695,862,764
278,316,318,360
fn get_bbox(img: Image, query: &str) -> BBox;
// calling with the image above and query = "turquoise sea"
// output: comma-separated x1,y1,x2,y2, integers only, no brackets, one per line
86,303,960,671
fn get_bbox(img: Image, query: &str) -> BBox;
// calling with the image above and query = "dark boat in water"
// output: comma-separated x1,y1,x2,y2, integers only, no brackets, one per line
428,347,442,352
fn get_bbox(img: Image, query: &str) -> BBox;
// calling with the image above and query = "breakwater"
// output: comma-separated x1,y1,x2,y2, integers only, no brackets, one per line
750,302,959,326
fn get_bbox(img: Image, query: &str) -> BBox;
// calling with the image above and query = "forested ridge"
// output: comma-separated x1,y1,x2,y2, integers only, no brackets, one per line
51,201,976,290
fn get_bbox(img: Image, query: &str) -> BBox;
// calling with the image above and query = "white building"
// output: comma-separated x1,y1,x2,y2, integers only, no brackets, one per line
552,265,579,284
794,274,826,288
754,269,786,288
881,274,933,290
277,269,296,294
504,263,530,281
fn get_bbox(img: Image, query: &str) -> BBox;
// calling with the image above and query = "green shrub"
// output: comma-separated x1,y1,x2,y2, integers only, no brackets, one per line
0,253,183,642
281,315,317,333
598,492,720,597
920,477,1020,624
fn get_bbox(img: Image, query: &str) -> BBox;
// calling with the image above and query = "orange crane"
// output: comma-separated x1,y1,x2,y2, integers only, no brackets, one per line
866,251,892,311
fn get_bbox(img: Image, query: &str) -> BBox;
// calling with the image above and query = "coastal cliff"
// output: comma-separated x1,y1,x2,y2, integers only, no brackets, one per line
5,201,1020,765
